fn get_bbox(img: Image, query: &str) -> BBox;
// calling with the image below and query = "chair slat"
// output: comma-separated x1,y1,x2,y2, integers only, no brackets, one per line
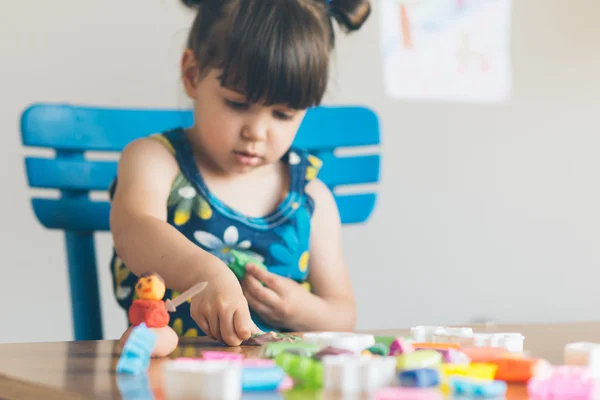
31,193,376,231
25,154,380,191
21,104,379,152
25,158,117,191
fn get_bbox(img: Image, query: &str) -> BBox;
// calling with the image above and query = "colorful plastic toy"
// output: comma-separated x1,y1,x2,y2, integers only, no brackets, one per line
302,332,375,353
449,377,507,397
398,368,440,388
116,323,157,375
275,352,323,389
229,249,268,280
389,338,414,356
564,342,600,375
322,355,397,393
162,359,242,400
396,350,443,370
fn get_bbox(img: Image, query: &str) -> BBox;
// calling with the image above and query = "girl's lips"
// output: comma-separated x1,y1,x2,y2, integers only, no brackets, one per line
233,151,262,166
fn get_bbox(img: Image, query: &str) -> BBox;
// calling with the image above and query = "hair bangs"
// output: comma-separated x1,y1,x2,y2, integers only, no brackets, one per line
218,0,331,109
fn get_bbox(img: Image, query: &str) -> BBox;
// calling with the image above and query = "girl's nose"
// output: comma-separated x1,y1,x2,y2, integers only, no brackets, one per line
241,120,268,142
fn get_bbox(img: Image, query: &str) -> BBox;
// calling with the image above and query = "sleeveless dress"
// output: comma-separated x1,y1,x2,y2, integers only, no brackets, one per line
109,128,323,335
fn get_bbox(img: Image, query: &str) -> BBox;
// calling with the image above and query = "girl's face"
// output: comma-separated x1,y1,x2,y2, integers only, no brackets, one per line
183,58,307,175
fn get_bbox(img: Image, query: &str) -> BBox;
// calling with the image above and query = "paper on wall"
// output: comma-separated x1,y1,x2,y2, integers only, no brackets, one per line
380,0,513,103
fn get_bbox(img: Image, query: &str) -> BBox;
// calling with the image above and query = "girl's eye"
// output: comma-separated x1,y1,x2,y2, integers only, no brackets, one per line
225,99,249,110
273,110,294,120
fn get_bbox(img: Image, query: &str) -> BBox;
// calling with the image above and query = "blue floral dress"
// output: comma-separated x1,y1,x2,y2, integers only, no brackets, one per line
110,128,323,335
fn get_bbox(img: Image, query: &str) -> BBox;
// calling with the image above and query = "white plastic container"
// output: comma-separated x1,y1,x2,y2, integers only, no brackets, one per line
323,354,397,393
565,342,600,376
162,359,242,400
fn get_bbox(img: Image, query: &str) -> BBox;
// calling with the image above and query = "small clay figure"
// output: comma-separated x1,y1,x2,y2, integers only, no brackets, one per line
120,273,208,358
128,272,170,328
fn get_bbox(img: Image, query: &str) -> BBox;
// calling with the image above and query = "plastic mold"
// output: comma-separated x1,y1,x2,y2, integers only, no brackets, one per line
163,359,242,400
410,326,445,343
432,327,474,346
398,368,440,388
302,332,375,353
565,342,600,376
322,354,397,393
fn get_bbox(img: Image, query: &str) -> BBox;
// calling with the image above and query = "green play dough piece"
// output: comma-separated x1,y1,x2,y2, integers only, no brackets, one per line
229,249,268,280
367,343,390,356
374,335,398,347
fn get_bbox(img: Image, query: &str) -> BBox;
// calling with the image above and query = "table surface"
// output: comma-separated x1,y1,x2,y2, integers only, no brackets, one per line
1,321,600,399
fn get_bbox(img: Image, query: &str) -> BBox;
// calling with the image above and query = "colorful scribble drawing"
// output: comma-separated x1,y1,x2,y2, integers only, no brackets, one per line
381,0,512,102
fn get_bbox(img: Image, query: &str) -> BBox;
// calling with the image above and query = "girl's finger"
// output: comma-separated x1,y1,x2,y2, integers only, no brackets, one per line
208,313,223,343
244,289,276,321
233,308,254,340
219,308,241,346
244,274,281,309
246,264,282,293
194,313,214,341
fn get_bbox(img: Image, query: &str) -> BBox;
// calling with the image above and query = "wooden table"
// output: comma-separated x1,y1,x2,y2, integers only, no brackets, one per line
1,321,599,399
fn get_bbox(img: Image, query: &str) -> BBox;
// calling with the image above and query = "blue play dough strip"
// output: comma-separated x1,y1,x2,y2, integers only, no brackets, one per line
242,366,286,392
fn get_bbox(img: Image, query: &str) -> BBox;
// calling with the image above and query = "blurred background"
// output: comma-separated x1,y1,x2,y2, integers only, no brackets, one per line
1,0,599,343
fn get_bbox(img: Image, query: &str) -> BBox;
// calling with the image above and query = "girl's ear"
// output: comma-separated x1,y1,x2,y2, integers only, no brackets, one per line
181,49,199,98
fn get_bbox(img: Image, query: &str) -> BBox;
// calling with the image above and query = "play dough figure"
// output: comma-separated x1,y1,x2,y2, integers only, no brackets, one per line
121,273,208,357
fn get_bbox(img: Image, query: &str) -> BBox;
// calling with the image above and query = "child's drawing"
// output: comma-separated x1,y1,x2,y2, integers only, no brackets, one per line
381,0,512,103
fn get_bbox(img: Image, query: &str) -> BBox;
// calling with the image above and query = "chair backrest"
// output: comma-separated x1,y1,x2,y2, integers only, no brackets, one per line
20,103,381,340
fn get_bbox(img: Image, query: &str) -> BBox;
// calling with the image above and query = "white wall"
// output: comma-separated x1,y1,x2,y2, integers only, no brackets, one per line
1,0,599,343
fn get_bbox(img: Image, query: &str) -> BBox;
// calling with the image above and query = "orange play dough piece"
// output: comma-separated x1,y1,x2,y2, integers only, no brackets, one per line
490,356,550,383
462,347,510,362
120,325,179,358
413,342,461,350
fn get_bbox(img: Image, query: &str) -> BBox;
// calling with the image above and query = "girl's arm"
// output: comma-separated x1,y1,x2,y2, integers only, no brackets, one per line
241,178,357,332
110,138,255,344
289,178,357,331
110,138,220,289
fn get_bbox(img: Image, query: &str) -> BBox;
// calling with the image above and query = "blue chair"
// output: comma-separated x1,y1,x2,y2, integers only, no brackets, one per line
20,103,381,341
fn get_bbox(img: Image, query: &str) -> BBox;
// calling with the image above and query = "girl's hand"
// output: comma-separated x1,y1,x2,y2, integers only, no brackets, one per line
190,268,259,346
241,263,309,329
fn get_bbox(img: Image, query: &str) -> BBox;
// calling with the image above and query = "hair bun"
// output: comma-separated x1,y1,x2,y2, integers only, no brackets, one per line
330,0,371,31
181,0,205,9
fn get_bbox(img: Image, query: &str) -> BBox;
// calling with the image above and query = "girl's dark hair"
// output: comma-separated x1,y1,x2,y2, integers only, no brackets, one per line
181,0,370,109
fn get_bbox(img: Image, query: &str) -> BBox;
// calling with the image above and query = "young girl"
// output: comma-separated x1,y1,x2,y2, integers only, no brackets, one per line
109,0,371,346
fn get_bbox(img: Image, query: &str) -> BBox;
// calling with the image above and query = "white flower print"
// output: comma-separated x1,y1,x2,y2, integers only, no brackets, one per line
288,151,301,165
194,226,260,263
